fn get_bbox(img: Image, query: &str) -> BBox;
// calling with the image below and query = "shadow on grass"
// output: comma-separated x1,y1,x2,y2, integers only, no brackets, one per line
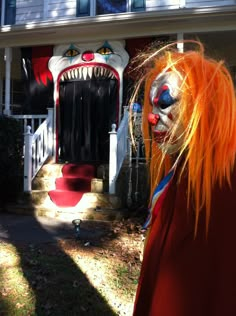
0,212,117,316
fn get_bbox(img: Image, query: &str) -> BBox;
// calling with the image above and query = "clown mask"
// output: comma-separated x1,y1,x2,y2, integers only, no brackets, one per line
148,70,184,155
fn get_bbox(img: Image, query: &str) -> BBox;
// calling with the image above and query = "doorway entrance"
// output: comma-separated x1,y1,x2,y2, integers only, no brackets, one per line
58,78,118,163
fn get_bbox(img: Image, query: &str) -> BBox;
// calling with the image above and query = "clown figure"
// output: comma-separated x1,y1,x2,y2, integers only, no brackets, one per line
133,41,236,316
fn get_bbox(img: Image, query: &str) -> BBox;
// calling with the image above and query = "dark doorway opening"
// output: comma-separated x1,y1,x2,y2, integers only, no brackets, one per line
58,78,118,163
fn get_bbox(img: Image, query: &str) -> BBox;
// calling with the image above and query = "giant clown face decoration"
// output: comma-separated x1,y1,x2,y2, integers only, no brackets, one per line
48,40,129,162
148,70,184,155
48,40,129,118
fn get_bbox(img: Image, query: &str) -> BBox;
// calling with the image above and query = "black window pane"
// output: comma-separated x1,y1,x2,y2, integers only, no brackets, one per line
5,0,16,25
132,0,145,11
0,0,2,25
77,0,90,16
96,0,126,15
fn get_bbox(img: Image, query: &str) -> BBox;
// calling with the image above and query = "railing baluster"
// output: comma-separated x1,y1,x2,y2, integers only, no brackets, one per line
10,111,54,192
32,119,35,133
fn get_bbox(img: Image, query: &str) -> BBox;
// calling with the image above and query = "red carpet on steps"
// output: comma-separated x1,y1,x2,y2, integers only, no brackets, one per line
48,163,96,207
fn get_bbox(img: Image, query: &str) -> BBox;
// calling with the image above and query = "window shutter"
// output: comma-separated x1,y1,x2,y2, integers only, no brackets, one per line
131,0,145,12
77,0,90,17
5,0,16,25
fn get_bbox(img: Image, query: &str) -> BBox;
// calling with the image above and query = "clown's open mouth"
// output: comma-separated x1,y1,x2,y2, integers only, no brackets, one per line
59,65,117,82
153,130,179,144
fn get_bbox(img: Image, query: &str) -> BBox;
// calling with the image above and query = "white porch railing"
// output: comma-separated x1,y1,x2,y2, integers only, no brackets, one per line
12,113,48,133
11,108,54,192
109,107,129,194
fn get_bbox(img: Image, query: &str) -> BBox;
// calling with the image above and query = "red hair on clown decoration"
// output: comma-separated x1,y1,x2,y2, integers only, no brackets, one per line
132,40,236,234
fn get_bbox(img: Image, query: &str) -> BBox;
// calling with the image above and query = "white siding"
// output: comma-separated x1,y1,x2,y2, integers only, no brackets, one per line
145,0,235,11
47,0,76,19
13,0,236,25
16,0,44,24
185,0,235,7
146,0,180,11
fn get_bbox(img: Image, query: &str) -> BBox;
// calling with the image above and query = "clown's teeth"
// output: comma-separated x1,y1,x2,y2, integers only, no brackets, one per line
88,67,93,78
94,67,99,77
82,68,86,79
59,66,115,81
79,68,82,79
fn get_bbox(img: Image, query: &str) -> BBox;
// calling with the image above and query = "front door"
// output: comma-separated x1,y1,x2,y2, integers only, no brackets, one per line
58,78,118,163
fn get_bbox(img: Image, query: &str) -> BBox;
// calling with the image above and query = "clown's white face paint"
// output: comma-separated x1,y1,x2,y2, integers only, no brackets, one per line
48,40,129,118
149,71,184,155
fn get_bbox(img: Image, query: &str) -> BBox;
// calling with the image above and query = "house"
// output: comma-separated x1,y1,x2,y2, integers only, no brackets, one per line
0,0,235,212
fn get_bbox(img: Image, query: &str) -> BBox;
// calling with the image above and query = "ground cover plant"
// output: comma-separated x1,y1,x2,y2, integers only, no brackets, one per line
0,218,144,316
0,115,23,205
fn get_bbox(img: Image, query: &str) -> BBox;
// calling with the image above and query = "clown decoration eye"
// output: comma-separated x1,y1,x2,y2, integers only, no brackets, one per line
97,46,113,56
153,85,177,109
63,48,80,58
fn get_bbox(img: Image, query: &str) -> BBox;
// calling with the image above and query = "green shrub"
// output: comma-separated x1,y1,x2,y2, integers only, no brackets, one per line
0,115,23,204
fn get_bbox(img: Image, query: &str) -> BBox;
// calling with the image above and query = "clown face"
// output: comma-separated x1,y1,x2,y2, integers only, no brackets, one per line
148,71,183,155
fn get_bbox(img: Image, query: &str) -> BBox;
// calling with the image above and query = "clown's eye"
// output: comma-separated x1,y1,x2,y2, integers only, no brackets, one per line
153,85,176,109
63,49,80,57
97,46,113,55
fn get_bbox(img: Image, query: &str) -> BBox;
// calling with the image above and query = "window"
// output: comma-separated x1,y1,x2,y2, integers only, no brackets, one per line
131,0,145,12
96,0,126,15
76,0,145,17
77,0,90,17
5,0,16,25
0,0,2,25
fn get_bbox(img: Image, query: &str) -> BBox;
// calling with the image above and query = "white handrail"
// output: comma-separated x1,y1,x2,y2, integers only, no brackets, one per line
11,108,54,192
23,108,54,192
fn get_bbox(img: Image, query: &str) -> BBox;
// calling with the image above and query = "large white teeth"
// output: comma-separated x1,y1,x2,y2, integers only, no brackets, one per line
94,67,99,78
83,68,87,80
60,66,115,81
79,68,82,79
88,67,93,78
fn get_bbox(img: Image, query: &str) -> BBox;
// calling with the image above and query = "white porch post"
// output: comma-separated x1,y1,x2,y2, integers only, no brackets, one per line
4,47,12,116
47,107,54,157
109,123,117,194
177,33,184,52
24,126,33,192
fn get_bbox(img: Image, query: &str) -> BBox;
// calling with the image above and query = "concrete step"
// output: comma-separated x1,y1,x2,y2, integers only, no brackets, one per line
6,191,123,221
32,177,56,191
5,203,128,222
36,162,63,178
16,191,121,209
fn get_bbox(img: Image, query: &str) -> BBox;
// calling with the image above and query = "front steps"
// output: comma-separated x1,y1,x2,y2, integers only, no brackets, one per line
5,162,126,221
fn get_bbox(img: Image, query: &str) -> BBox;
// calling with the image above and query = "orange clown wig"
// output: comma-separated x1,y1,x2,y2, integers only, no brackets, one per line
139,40,236,233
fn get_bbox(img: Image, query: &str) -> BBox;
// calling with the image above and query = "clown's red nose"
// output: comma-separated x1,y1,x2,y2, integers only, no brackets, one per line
148,113,159,125
82,51,94,62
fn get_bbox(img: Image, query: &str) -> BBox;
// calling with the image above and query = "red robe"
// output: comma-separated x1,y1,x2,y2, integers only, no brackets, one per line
133,167,236,316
